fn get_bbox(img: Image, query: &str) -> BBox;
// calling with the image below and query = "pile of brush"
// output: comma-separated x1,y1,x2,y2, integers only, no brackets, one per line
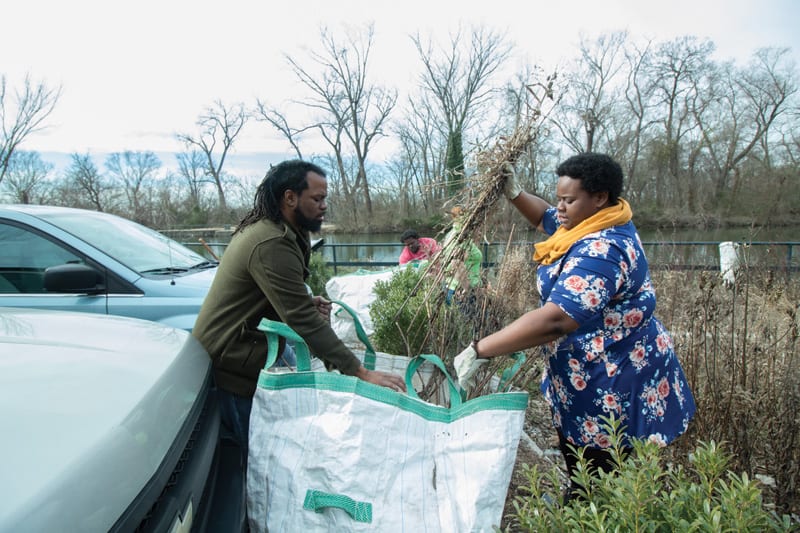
403,77,558,399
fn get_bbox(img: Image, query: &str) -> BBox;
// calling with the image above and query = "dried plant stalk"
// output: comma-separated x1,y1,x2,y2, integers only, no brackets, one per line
389,75,559,401
421,75,557,305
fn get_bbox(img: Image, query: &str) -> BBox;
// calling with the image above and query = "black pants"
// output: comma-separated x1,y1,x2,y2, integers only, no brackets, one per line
557,429,632,503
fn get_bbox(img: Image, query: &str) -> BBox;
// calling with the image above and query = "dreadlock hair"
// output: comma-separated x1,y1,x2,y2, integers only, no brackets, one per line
234,159,326,234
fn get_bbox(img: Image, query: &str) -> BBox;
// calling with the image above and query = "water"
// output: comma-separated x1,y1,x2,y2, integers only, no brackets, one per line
316,226,800,268
181,225,800,270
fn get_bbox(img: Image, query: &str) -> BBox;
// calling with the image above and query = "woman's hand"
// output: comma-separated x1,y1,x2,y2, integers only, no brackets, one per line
454,343,488,391
503,162,523,200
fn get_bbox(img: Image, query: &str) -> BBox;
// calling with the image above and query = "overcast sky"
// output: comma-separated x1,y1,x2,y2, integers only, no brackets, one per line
3,0,799,165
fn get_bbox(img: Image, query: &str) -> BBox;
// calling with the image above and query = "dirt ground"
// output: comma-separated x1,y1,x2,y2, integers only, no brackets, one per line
500,394,565,531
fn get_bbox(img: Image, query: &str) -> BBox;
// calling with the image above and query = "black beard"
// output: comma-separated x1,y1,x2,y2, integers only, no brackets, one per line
294,206,322,232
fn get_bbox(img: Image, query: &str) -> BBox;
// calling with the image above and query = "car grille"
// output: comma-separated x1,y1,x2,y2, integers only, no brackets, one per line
110,373,221,533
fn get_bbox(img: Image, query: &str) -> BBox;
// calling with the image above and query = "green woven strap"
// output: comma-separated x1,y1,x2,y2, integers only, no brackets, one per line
303,489,373,523
497,352,527,392
330,299,377,370
257,319,312,371
404,353,462,408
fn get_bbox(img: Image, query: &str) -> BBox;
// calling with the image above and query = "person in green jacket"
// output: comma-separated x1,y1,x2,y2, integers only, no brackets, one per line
193,159,406,458
441,205,483,305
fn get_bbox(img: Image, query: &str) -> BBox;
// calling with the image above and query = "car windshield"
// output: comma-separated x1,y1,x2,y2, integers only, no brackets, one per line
38,211,211,274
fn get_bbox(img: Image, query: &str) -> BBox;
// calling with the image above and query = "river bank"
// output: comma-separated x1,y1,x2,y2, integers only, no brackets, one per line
163,216,800,242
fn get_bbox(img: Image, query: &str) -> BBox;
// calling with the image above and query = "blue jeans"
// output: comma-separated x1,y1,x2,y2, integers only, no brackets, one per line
278,343,297,367
217,343,293,456
217,388,253,455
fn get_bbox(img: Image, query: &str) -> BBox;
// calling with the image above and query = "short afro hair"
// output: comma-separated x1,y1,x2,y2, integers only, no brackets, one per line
400,229,419,242
555,152,623,205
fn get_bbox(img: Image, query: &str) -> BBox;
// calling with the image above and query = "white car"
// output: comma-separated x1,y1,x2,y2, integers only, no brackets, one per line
0,307,245,532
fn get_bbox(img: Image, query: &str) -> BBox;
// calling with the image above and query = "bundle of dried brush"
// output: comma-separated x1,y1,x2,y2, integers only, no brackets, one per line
413,76,557,322
401,76,559,399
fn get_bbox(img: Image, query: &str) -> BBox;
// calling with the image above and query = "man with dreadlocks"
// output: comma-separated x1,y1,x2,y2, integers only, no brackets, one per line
193,159,406,463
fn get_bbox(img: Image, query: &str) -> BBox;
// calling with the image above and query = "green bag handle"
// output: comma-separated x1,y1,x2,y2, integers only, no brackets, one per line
329,299,377,370
497,352,527,392
257,299,379,372
257,319,313,372
303,489,373,523
404,353,462,408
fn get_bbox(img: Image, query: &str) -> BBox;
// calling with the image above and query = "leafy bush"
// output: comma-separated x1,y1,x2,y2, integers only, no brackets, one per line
369,265,478,358
369,266,437,356
508,416,795,532
306,251,333,297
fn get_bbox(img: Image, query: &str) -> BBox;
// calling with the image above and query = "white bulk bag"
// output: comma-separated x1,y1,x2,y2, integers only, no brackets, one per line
246,320,528,533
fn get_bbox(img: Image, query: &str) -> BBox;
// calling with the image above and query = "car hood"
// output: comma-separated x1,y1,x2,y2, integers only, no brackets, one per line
0,308,210,531
134,265,218,295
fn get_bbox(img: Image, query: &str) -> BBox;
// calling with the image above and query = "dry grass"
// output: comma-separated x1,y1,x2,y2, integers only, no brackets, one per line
423,77,556,299
655,268,800,516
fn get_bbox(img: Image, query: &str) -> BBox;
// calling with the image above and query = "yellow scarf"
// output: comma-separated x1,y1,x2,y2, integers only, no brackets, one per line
533,198,633,265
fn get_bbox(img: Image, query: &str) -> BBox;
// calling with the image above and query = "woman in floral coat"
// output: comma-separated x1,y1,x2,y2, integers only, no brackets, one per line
455,152,696,503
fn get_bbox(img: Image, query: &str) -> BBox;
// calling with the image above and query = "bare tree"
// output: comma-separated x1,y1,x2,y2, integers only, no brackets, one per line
549,32,628,154
105,151,162,222
0,74,61,185
256,24,396,224
252,104,309,160
177,100,248,213
176,150,209,211
694,47,797,210
393,90,448,216
63,153,107,211
766,109,800,220
618,38,659,203
1,150,53,203
412,26,511,195
647,36,714,208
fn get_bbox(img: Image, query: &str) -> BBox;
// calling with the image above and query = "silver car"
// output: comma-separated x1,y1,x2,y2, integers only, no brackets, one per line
0,307,245,532
0,205,218,331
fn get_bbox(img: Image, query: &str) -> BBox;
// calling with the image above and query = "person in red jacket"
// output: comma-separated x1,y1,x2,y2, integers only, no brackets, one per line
398,229,440,265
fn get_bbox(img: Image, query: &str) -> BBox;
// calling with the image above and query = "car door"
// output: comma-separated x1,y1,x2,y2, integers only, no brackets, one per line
0,220,108,314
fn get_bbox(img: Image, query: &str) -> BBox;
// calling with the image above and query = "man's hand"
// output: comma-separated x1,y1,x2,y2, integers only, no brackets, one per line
356,366,407,393
454,343,488,392
502,162,523,200
312,295,332,321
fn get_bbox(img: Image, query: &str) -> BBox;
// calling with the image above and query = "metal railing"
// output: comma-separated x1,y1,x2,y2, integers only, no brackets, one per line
182,240,799,275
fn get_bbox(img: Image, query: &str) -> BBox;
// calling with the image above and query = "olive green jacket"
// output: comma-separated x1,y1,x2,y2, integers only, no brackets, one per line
192,218,361,397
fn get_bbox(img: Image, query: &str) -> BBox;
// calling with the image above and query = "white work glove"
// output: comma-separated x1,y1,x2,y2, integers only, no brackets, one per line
502,162,523,200
454,343,488,392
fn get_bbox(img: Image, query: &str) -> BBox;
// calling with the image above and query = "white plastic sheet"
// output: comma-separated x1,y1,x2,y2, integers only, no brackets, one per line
719,241,741,287
325,268,397,346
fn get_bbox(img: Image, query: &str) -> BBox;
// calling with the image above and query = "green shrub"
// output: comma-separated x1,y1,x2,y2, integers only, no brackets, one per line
369,266,435,356
508,416,795,532
307,252,333,297
369,264,495,362
369,266,475,358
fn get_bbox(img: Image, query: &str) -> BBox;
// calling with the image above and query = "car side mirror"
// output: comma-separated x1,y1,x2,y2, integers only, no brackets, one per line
44,263,106,295
311,238,325,253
